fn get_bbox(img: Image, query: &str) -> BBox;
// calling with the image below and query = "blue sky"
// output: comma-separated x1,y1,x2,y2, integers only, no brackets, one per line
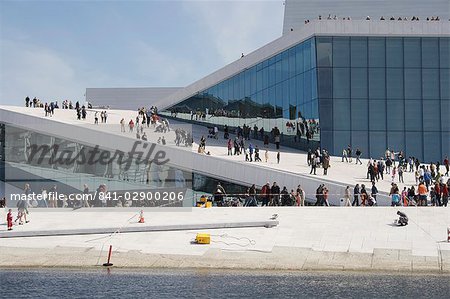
0,0,284,105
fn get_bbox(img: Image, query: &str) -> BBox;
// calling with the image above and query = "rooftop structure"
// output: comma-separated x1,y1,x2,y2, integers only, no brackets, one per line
282,0,450,34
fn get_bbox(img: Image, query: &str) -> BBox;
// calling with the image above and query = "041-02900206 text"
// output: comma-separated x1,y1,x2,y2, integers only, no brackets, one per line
98,191,184,201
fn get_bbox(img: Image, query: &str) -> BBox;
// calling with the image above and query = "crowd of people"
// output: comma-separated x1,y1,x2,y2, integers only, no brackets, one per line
211,182,307,207
24,96,96,120
300,14,445,25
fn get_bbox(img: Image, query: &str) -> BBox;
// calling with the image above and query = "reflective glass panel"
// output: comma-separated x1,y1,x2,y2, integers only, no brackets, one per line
333,37,349,67
333,68,350,99
351,37,368,67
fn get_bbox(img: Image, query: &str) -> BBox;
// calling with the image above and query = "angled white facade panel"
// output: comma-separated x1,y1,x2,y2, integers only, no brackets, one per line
86,87,182,110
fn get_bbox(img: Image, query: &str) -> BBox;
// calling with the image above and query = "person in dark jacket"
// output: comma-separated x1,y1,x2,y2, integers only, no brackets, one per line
353,184,360,206
270,182,280,206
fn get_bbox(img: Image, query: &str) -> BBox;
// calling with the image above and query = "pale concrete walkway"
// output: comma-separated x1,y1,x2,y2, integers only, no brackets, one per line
1,105,444,195
0,207,449,272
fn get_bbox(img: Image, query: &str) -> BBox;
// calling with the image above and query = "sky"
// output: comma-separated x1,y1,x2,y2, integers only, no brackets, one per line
0,0,285,106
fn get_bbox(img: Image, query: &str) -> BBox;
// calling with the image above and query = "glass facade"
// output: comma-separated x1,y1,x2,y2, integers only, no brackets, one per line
318,36,449,162
165,38,320,147
0,123,247,207
164,36,449,162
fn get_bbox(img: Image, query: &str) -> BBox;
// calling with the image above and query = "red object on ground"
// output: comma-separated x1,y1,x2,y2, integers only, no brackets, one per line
138,210,145,223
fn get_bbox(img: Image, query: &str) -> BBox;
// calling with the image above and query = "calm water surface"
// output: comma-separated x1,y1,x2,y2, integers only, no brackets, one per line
0,268,449,298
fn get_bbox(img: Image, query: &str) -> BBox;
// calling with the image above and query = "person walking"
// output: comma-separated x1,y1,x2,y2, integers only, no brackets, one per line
441,182,448,207
120,118,125,132
444,156,449,176
7,209,13,231
309,154,317,175
254,146,262,162
129,119,134,132
227,139,233,155
371,181,378,203
398,165,404,183
344,186,351,206
355,148,362,165
270,182,280,206
260,182,271,207
418,182,428,206
276,151,280,164
352,184,360,206
392,166,397,183
360,184,368,206
342,148,348,162
323,155,330,175
296,185,305,206
264,149,269,163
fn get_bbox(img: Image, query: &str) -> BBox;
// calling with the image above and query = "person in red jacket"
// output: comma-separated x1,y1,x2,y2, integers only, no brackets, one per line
441,183,449,207
260,182,271,207
7,209,13,231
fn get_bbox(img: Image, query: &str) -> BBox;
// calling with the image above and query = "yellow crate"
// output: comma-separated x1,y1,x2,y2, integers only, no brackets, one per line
205,202,212,208
195,233,210,244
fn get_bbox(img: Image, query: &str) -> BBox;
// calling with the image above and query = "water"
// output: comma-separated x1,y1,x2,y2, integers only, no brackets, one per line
0,268,449,298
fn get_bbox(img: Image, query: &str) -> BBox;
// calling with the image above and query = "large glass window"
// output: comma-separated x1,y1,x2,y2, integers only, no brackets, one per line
316,37,332,67
351,37,368,67
304,39,312,71
333,68,350,98
440,37,450,68
319,99,333,131
332,37,349,67
404,69,422,100
440,68,449,100
386,100,404,131
369,100,386,131
404,38,421,68
386,68,403,99
296,73,304,105
422,69,439,100
404,100,422,131
351,99,368,131
369,132,387,159
405,132,423,159
304,69,313,100
386,38,403,68
442,101,450,131
295,43,304,74
333,99,350,130
423,100,440,131
288,48,296,78
369,68,385,99
317,68,332,99
423,132,441,162
368,37,386,67
351,68,367,98
422,38,439,68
